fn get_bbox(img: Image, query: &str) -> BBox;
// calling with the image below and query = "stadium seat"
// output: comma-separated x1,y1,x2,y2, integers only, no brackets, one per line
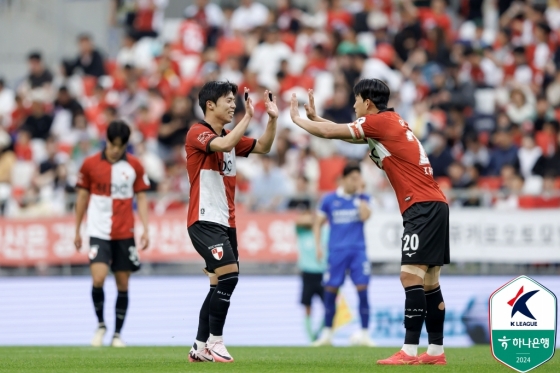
104,60,117,76
318,157,346,192
82,76,97,97
477,177,502,190
518,195,560,208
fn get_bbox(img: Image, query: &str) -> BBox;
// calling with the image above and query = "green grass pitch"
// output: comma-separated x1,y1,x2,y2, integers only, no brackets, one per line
0,346,558,373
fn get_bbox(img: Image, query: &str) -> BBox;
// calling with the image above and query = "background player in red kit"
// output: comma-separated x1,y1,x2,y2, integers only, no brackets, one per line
186,82,278,363
74,120,150,347
290,79,450,365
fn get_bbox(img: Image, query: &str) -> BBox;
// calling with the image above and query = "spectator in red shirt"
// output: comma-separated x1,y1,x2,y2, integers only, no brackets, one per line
327,0,353,31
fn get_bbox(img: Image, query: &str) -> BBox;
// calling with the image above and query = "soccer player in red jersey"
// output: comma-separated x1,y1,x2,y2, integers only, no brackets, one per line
186,82,278,363
290,79,449,365
74,120,151,347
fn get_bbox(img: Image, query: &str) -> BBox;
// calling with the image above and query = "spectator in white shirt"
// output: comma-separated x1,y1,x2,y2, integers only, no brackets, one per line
248,26,293,90
184,0,224,46
116,32,154,72
231,0,269,31
0,79,15,129
518,135,542,179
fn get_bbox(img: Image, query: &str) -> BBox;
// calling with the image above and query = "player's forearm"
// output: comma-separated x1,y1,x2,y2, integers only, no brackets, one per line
309,114,332,124
255,118,277,154
136,192,149,232
359,208,371,221
212,114,251,152
74,190,89,233
358,201,371,221
293,117,330,138
312,222,322,250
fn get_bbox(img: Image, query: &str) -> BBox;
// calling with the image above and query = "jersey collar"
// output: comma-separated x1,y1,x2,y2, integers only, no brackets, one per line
377,108,395,113
101,149,127,163
200,120,226,136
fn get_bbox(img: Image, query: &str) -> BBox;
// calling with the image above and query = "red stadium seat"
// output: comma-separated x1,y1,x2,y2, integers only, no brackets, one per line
477,177,502,190
57,143,73,155
82,76,97,97
519,195,560,208
104,60,117,76
318,157,347,192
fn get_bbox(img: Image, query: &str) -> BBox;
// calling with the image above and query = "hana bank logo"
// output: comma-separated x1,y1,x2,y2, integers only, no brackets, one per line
508,286,539,326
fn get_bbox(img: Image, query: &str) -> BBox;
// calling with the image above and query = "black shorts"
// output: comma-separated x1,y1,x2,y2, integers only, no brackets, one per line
401,201,450,266
300,272,324,306
188,221,238,273
89,237,140,272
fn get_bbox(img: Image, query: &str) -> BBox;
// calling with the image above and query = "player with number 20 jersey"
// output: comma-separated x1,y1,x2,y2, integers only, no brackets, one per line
290,79,450,365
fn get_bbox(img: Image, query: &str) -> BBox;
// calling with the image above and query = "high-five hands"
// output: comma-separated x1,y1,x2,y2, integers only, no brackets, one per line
244,87,254,117
264,90,278,119
304,89,317,120
290,93,301,122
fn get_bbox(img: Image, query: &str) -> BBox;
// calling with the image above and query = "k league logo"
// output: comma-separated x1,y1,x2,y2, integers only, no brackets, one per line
490,275,557,373
508,286,539,325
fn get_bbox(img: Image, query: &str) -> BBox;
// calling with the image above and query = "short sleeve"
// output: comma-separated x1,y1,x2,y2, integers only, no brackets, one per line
186,124,218,154
317,196,330,219
132,160,150,193
347,115,385,141
360,194,370,203
76,159,92,191
235,135,257,157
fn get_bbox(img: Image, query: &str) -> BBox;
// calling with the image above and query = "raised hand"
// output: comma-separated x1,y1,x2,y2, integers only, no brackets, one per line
290,93,300,121
264,90,278,119
304,89,317,120
244,87,254,117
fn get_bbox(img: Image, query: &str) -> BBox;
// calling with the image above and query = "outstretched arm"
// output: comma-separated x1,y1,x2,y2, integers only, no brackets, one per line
290,93,361,140
299,90,366,143
253,90,278,154
209,87,254,152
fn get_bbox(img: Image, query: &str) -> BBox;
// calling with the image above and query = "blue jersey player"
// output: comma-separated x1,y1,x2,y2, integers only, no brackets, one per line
312,163,374,346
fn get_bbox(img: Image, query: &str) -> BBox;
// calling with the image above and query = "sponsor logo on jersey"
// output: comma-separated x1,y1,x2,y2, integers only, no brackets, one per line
94,183,132,196
197,132,214,145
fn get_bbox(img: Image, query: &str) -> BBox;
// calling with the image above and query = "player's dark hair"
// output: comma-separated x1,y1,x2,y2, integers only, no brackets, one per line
78,33,92,41
198,81,238,114
353,78,390,111
28,51,42,61
106,120,131,145
342,163,361,177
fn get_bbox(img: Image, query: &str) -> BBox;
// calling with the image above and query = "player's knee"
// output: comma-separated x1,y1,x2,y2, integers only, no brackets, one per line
91,275,106,287
217,272,238,289
400,265,426,286
423,266,441,289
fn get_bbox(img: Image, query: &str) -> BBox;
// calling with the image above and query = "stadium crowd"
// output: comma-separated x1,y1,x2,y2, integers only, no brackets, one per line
1,0,560,218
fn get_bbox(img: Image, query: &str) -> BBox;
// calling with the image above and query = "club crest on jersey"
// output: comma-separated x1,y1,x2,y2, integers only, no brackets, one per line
89,245,99,260
209,244,224,260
